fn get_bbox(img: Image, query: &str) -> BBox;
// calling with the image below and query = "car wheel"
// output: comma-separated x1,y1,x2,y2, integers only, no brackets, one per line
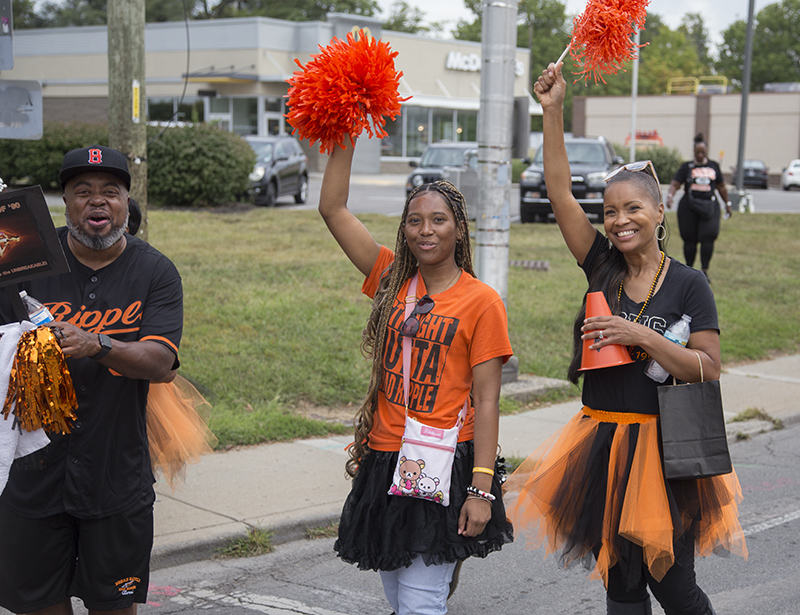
262,182,277,207
295,175,308,204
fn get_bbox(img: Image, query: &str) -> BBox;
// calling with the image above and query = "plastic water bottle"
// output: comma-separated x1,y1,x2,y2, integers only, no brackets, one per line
645,314,692,383
19,290,54,325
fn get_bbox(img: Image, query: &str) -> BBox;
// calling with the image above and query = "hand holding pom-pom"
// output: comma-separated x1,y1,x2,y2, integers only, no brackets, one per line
286,31,410,155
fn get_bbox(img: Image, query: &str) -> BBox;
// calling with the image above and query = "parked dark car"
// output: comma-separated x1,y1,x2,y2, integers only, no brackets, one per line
519,136,623,223
406,141,478,196
245,135,309,206
732,159,769,189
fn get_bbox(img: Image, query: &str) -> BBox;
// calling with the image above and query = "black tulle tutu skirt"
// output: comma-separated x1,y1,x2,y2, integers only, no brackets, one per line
334,441,514,571
507,407,747,590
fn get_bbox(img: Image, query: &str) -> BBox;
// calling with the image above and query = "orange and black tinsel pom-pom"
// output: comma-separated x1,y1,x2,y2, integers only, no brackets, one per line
3,327,78,434
285,30,410,155
570,0,649,85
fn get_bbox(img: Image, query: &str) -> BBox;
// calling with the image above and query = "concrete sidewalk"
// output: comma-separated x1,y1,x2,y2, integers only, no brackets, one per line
149,355,800,570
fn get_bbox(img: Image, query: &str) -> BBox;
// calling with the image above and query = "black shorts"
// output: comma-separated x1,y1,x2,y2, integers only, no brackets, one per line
0,490,155,613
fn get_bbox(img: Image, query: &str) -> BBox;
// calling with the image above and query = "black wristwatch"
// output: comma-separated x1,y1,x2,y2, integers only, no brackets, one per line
90,333,112,360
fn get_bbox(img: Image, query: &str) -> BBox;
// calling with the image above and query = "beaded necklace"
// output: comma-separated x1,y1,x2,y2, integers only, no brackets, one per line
617,251,665,323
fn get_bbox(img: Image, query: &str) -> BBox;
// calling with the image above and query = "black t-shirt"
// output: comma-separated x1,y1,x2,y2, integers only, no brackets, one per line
579,231,718,414
0,228,183,519
673,160,724,201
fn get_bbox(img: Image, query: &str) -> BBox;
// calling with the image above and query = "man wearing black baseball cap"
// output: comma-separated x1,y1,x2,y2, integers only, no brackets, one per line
0,145,183,615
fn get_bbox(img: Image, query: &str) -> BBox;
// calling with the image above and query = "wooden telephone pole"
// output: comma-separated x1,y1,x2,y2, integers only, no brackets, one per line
107,0,148,240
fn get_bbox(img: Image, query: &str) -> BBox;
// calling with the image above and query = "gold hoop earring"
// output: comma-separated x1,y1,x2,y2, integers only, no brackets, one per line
656,223,667,242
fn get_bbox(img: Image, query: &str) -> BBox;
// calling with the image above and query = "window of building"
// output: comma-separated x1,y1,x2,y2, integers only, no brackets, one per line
381,114,403,157
233,98,258,135
405,106,431,158
457,110,477,142
433,109,455,143
147,97,205,123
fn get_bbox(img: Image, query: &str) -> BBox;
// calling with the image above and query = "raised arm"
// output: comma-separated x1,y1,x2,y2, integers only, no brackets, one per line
318,140,381,277
535,62,597,264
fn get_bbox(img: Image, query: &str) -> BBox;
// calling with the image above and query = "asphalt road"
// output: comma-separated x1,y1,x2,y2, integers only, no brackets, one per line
47,422,799,615
271,175,798,219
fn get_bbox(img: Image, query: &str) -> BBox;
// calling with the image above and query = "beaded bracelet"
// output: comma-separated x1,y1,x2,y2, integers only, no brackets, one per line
466,485,496,502
466,494,492,505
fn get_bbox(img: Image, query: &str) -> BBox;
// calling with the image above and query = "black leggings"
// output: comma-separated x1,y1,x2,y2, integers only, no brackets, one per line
604,528,713,615
677,197,721,270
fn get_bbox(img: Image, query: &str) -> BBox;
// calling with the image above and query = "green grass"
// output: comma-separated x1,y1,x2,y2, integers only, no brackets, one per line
145,208,800,448
732,407,784,429
217,526,275,558
305,520,340,540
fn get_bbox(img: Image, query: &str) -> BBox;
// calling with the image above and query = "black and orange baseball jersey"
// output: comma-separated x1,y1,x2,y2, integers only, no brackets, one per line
0,228,183,519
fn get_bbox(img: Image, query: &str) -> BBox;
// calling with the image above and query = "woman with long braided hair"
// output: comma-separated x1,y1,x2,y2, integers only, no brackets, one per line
320,139,513,615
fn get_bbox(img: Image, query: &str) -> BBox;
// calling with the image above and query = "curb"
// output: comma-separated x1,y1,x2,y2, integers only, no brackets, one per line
150,511,342,571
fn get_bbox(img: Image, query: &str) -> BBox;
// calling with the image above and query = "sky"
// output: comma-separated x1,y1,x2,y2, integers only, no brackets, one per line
375,0,776,52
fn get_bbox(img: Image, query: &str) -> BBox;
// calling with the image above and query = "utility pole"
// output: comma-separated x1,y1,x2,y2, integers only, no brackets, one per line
476,0,519,382
107,0,148,239
733,0,756,212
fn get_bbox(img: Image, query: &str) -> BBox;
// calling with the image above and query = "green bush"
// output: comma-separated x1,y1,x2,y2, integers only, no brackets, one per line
147,125,255,207
611,143,683,186
512,158,528,183
639,145,683,187
0,122,109,190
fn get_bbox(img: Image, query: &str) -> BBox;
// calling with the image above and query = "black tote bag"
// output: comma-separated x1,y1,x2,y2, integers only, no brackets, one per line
658,351,732,480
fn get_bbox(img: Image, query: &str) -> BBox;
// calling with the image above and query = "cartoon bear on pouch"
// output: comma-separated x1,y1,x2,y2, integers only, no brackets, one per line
397,457,425,494
416,474,443,502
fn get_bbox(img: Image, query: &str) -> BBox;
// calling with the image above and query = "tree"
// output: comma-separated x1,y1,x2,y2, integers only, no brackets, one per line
677,12,711,71
381,0,442,35
37,0,108,27
195,0,378,21
11,0,46,28
716,0,800,90
14,0,379,27
145,0,197,23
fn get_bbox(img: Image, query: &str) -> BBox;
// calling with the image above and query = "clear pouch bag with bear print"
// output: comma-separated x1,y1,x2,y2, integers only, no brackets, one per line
387,272,467,507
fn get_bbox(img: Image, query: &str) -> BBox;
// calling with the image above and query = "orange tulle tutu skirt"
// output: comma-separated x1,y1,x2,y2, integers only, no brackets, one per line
146,375,217,489
506,407,747,588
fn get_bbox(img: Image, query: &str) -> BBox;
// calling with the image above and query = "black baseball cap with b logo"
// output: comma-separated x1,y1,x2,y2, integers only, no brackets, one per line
59,145,132,190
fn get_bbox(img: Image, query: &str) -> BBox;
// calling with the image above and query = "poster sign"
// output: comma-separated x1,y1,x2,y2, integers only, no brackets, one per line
0,186,69,288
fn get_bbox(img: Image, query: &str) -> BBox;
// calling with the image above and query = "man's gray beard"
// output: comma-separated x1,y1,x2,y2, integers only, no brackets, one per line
65,210,130,251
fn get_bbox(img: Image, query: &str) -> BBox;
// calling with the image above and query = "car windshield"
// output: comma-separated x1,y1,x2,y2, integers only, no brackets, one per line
744,160,765,169
249,142,274,164
533,142,607,165
419,147,468,168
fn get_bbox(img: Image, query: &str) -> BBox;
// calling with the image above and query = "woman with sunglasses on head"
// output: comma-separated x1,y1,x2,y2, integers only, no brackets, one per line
665,133,732,283
509,62,746,615
318,139,513,615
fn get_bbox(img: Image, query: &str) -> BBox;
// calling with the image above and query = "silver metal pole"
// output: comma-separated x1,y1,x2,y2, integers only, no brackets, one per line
475,0,518,302
734,0,756,207
629,29,640,163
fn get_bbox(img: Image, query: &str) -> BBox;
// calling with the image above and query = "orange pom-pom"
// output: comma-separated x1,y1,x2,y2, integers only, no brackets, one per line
285,31,410,154
570,0,649,84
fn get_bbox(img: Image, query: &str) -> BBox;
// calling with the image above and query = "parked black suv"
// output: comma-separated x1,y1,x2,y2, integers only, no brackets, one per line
519,136,623,222
245,135,309,207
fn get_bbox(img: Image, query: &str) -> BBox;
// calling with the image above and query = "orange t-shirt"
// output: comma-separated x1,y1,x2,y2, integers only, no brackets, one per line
362,246,513,451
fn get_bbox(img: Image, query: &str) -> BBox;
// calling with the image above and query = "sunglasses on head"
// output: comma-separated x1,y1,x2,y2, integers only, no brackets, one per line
401,295,435,337
604,159,661,187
